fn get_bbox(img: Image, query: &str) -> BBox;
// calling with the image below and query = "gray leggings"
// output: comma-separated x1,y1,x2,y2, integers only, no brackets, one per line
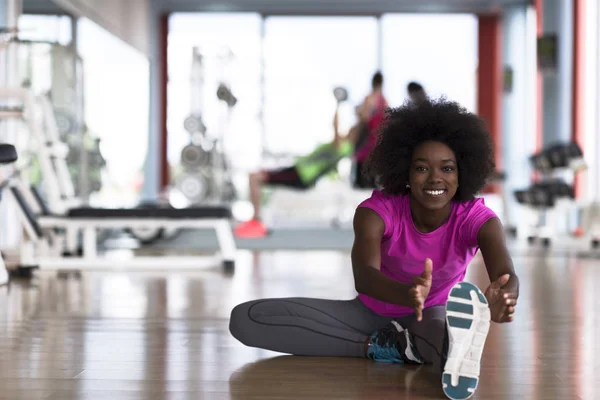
229,297,446,371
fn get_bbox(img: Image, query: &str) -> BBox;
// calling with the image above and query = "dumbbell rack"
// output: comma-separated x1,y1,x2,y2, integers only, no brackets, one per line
515,178,573,247
176,46,237,205
514,142,584,247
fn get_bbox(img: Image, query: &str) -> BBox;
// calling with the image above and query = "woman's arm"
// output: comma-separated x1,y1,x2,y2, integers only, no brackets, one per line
351,207,414,306
477,217,519,322
477,217,519,292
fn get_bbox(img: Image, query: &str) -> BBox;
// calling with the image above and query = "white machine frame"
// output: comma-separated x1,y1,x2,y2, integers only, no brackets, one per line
5,159,237,272
0,87,238,272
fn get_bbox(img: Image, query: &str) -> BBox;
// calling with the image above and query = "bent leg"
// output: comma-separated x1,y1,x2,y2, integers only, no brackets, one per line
229,297,391,358
249,170,267,220
397,305,447,372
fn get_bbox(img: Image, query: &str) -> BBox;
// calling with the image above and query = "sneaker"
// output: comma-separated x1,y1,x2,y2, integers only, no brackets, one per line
234,219,268,238
367,321,424,364
442,282,491,400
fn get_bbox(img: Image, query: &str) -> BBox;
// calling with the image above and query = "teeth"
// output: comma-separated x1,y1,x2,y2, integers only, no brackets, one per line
425,190,445,196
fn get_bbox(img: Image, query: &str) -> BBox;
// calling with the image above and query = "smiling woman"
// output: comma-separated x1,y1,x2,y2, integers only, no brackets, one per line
364,98,495,201
229,98,520,400
409,141,460,212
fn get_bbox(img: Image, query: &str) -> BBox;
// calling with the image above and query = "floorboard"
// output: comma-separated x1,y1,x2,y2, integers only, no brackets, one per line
0,248,596,399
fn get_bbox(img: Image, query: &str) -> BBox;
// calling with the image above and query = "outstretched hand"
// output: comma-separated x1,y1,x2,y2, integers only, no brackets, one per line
484,274,517,323
409,258,433,322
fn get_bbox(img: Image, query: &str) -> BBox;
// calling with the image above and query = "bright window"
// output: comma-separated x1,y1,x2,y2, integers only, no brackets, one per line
381,14,478,111
167,13,262,170
77,18,150,206
18,14,72,45
263,16,379,156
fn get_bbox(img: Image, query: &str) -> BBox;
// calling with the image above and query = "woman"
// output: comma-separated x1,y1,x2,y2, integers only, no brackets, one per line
229,98,519,400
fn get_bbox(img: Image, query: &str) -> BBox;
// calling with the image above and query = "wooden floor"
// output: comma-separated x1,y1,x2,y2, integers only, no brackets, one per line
0,247,598,400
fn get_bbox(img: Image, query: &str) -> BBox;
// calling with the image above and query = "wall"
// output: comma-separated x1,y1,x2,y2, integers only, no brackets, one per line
541,0,573,146
77,18,151,206
501,5,538,229
51,0,150,56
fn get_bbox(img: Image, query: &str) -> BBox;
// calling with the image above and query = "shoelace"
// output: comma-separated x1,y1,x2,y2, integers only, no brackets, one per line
372,324,403,347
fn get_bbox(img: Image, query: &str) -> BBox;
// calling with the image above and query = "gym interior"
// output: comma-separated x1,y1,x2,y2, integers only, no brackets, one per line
0,0,598,399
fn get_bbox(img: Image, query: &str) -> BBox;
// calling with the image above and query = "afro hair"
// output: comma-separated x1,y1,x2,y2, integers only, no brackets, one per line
364,97,495,202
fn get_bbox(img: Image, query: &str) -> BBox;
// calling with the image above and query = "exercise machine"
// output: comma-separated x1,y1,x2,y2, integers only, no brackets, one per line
0,87,237,273
10,37,96,200
5,182,236,271
176,46,237,205
131,47,239,244
0,143,18,285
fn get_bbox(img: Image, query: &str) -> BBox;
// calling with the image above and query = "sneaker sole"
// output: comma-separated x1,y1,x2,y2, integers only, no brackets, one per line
442,282,490,400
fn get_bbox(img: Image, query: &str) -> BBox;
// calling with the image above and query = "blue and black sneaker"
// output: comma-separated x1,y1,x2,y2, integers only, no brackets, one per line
442,281,491,400
366,321,424,364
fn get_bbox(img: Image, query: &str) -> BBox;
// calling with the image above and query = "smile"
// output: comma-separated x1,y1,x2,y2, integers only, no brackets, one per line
424,189,446,196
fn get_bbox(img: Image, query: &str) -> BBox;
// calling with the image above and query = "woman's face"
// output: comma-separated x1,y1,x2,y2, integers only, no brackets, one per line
408,141,459,210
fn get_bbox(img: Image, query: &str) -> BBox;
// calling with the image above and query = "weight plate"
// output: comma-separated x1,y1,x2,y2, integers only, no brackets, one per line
55,111,74,135
177,173,208,202
181,144,207,168
184,115,206,134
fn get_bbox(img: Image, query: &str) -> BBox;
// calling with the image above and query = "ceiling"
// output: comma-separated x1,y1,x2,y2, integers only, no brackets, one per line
24,0,532,17
22,0,67,15
20,0,532,57
153,0,532,15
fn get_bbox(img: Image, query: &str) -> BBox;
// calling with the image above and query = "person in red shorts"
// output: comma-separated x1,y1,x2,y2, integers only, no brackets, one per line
234,111,353,238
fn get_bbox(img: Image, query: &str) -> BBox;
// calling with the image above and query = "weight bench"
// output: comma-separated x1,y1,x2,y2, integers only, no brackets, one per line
6,183,237,273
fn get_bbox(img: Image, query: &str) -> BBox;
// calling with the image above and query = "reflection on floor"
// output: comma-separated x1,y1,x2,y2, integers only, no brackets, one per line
0,247,598,399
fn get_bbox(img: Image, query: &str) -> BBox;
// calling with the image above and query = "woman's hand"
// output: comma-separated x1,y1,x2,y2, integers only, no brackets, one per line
484,274,518,323
409,258,433,322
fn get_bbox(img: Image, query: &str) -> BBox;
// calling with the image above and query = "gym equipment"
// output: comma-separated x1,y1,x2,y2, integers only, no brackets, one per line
0,144,18,164
125,201,179,245
514,180,575,247
174,46,237,205
182,48,207,136
183,115,206,134
0,87,237,273
0,143,18,285
514,141,584,247
485,170,517,237
216,84,237,108
177,173,209,203
66,133,106,194
529,142,586,173
12,38,97,201
5,183,236,272
333,87,348,104
181,144,208,168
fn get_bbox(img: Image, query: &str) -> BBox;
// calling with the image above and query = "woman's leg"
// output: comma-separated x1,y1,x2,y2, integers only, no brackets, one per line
396,305,447,373
229,297,391,357
397,282,492,400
